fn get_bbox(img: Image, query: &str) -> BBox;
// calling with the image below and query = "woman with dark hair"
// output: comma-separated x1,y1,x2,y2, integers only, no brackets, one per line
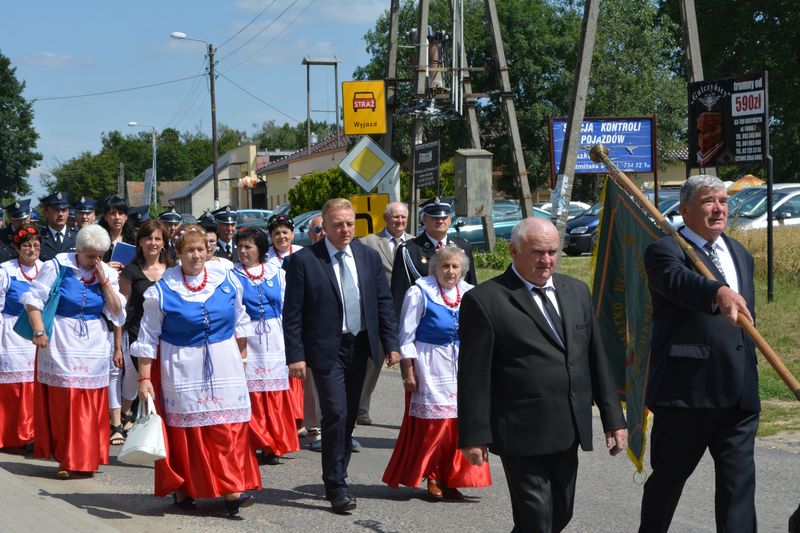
114,219,173,441
265,214,302,268
383,245,491,500
99,195,137,445
132,225,260,517
265,214,305,424
0,226,43,449
21,224,124,478
232,228,299,465
98,195,136,270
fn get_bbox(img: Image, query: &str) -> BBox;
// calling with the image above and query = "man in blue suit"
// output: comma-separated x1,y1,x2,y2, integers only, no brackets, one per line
283,198,400,514
639,175,759,532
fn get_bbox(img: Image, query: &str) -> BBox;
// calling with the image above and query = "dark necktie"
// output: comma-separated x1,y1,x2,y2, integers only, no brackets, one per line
335,251,362,336
704,241,726,281
435,241,444,250
532,286,564,345
55,232,63,245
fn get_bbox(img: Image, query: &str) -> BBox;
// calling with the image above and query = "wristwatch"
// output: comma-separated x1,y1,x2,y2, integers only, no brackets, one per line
33,330,45,338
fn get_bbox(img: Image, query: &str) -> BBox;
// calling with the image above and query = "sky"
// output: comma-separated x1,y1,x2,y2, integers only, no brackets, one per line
2,0,389,200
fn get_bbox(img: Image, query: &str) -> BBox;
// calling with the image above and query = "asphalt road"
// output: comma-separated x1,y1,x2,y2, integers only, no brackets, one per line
0,365,798,532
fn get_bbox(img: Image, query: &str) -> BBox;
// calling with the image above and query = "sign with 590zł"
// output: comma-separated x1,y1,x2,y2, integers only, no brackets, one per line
342,81,387,135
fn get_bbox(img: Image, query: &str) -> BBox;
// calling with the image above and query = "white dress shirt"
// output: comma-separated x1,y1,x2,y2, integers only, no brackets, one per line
512,264,564,346
324,238,361,333
680,226,740,294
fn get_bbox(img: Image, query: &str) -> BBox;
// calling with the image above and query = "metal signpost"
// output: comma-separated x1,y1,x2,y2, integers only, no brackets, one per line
413,140,441,193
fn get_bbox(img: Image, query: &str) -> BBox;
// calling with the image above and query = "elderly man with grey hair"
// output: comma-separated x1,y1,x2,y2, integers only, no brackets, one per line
357,201,413,425
638,175,759,532
458,216,626,533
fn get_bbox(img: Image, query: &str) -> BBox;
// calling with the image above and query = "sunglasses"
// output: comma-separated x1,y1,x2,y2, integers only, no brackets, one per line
312,226,323,234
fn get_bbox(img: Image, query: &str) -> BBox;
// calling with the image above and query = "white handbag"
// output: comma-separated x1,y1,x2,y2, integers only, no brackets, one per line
118,395,167,465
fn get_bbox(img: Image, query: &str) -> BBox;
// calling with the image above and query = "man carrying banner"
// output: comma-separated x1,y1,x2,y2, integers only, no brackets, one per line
458,217,627,533
639,175,759,532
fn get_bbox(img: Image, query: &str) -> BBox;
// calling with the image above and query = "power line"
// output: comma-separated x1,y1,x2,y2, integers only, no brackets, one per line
217,72,302,124
30,74,204,102
218,0,300,64
217,0,280,49
163,57,208,129
224,0,317,74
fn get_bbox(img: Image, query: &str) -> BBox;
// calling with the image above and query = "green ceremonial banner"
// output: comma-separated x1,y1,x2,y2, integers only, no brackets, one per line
591,177,665,473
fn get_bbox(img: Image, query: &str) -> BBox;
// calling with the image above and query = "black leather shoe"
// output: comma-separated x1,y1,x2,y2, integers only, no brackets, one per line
224,493,254,517
172,492,198,510
330,494,357,514
261,452,281,465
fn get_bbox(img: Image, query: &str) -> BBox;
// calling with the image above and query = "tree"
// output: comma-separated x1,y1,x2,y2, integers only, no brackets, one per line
0,51,41,198
287,167,363,215
353,0,689,196
660,0,800,180
251,119,335,151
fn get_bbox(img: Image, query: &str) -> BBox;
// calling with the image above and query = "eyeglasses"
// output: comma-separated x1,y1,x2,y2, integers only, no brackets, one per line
312,226,323,234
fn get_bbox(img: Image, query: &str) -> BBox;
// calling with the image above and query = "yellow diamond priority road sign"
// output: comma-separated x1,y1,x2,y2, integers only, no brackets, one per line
338,135,396,192
342,80,387,135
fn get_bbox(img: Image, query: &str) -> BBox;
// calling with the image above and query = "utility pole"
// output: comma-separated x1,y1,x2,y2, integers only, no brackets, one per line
553,0,600,257
382,0,400,157
118,162,125,199
485,0,532,218
209,43,220,210
409,0,430,233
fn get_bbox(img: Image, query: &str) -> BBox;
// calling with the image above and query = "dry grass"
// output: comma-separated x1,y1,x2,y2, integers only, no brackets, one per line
477,250,800,435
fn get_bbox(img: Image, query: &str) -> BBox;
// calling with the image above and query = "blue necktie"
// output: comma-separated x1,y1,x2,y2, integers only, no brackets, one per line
335,251,361,336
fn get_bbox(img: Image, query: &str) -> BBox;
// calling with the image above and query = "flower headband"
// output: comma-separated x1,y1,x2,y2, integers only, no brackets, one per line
267,214,294,232
12,226,39,245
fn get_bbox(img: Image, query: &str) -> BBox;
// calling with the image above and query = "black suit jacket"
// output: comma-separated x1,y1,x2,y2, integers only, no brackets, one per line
38,226,77,262
458,267,625,457
283,239,400,371
644,232,759,412
391,233,477,318
215,240,237,262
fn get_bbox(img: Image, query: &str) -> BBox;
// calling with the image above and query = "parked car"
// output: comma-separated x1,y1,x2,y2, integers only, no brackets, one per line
449,202,550,250
538,201,591,220
180,213,198,225
236,209,273,232
563,203,602,256
729,188,800,231
291,210,323,247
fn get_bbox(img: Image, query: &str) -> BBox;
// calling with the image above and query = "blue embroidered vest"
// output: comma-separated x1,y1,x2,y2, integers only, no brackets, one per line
158,276,236,347
414,292,460,347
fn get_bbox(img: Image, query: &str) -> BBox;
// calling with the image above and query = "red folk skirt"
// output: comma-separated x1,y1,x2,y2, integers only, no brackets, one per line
288,376,304,422
0,382,34,448
383,392,492,489
151,354,262,499
33,380,109,472
249,389,300,456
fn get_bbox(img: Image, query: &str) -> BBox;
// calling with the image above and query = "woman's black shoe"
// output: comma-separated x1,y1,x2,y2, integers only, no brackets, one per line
224,493,255,517
172,492,197,510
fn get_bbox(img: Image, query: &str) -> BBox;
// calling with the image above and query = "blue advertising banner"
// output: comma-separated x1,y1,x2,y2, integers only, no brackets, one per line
549,117,655,178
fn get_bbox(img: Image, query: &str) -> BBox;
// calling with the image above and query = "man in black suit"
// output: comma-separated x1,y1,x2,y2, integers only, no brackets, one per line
283,198,400,514
213,205,237,261
390,198,476,317
38,192,77,261
639,175,759,532
458,217,627,533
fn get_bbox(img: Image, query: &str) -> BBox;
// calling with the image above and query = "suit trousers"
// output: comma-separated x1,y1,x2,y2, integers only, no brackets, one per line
358,344,384,417
639,406,759,533
312,331,369,499
500,444,579,533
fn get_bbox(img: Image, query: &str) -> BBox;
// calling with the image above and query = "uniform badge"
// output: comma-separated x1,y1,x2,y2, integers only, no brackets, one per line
221,285,232,294
421,256,428,264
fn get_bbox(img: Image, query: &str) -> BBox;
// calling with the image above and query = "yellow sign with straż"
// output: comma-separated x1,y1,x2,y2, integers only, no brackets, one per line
342,81,386,135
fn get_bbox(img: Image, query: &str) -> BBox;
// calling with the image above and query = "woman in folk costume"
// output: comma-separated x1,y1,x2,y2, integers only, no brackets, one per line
21,224,125,478
232,228,299,466
132,225,260,518
264,214,304,425
0,226,43,448
383,245,491,500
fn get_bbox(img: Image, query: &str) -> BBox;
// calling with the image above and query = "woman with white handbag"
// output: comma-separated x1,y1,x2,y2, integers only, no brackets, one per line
132,226,261,518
